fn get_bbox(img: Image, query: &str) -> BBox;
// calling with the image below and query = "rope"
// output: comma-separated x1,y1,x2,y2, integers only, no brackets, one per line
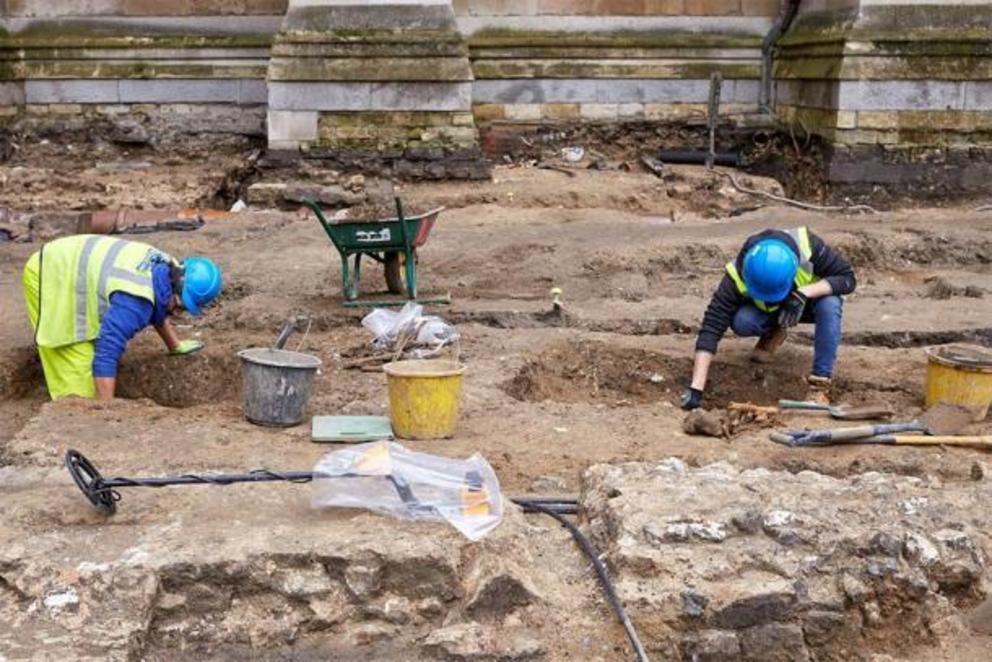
711,169,878,215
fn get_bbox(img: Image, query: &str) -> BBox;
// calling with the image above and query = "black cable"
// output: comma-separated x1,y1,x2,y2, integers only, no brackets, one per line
523,502,649,662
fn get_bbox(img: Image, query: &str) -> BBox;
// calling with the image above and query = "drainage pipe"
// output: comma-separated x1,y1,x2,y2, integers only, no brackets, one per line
760,0,802,114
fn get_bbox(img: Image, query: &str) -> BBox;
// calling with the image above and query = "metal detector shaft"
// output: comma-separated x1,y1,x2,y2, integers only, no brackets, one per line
65,450,577,516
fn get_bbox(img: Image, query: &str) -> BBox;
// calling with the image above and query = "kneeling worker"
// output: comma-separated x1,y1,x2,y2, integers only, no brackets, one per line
23,235,222,400
681,227,856,410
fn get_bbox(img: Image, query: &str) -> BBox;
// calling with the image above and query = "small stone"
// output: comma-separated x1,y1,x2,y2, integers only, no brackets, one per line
683,629,740,661
681,589,709,618
903,533,940,567
682,409,723,437
344,174,366,192
901,496,929,515
43,588,79,612
344,562,382,598
529,474,567,493
862,600,882,626
840,574,870,605
803,610,848,647
869,532,902,557
156,592,186,611
739,623,809,662
731,510,764,534
711,591,796,629
348,622,396,647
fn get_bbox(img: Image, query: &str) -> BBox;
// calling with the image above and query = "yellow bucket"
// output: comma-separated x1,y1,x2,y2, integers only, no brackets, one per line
383,359,466,439
925,344,992,421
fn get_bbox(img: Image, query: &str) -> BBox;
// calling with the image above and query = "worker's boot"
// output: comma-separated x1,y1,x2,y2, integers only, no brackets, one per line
750,326,788,364
806,375,832,405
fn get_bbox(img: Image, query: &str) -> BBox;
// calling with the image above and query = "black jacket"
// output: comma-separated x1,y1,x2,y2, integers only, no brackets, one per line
695,229,856,354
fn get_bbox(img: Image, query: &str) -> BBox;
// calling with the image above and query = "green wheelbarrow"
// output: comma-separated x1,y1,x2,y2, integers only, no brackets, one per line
303,198,447,307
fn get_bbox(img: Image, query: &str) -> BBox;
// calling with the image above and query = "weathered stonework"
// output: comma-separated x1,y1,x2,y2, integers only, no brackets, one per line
266,1,479,154
773,2,992,191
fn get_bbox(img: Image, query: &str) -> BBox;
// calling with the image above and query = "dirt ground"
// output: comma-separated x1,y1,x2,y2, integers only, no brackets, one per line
2,146,992,660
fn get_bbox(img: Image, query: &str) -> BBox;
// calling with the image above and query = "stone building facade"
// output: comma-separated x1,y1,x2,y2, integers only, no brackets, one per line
0,1,988,188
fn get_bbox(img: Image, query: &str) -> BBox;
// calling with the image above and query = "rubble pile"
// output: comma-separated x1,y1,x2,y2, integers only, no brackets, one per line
583,459,990,660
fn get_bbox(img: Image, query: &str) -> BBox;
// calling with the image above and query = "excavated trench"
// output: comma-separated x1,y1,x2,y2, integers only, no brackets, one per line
115,351,243,408
503,340,920,411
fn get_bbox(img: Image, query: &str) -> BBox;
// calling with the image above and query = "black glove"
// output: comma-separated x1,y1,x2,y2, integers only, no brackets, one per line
681,387,703,411
777,291,807,328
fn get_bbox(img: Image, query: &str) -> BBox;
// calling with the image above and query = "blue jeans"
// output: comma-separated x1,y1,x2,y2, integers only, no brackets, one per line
731,296,843,378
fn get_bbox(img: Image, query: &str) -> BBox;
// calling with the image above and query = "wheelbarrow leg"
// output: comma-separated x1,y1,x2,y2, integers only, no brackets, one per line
405,248,417,300
340,252,352,300
351,254,362,300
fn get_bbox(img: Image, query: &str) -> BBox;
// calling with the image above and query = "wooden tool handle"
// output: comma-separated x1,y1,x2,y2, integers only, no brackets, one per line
895,435,992,446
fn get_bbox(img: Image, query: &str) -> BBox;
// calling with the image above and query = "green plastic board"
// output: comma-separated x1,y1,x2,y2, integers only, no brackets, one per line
311,416,394,443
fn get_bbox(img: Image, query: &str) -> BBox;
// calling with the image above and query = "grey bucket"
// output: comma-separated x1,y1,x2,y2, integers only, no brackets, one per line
238,347,322,427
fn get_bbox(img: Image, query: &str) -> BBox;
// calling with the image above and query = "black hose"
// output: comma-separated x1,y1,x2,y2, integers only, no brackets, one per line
524,502,649,662
760,0,802,113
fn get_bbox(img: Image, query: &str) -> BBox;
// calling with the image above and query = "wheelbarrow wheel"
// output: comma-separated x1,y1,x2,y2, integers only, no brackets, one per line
383,251,405,295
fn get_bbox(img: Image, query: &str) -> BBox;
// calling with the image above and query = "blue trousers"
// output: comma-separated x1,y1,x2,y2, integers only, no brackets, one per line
731,295,843,378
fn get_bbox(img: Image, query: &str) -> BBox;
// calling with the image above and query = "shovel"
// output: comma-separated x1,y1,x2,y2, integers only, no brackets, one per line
771,402,974,447
778,399,894,421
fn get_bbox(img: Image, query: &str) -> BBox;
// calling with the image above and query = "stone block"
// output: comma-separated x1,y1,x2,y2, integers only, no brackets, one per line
267,110,318,142
472,103,506,121
118,79,240,103
685,0,741,15
0,82,25,106
580,103,619,119
370,82,473,112
451,112,476,126
963,81,992,111
645,0,685,13
25,80,119,104
594,0,647,14
25,104,48,115
268,82,372,111
238,79,268,105
48,104,83,115
467,0,539,15
740,0,777,15
538,0,596,14
504,104,542,121
836,80,965,112
542,103,581,120
618,102,645,118
0,106,19,117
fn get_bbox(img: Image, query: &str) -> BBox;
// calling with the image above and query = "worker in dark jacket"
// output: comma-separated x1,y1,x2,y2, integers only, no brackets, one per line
681,227,856,410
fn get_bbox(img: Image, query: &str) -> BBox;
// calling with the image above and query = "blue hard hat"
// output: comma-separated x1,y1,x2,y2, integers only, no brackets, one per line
742,239,798,304
181,256,222,317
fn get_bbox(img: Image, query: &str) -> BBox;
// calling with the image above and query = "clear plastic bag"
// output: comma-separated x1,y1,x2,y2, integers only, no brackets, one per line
362,302,423,349
361,302,459,353
310,441,503,541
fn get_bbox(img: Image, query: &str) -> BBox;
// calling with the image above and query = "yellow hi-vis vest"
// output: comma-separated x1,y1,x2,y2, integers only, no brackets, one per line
725,227,818,313
35,235,160,348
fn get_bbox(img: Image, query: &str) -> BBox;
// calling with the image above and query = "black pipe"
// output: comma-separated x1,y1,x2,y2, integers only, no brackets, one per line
760,0,802,113
657,149,741,167
524,502,649,662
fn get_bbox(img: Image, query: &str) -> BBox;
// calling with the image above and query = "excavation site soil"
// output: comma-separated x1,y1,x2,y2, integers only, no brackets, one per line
2,144,992,661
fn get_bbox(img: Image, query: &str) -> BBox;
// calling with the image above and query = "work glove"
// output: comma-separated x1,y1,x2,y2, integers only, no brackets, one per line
777,291,807,328
169,339,203,356
681,387,704,411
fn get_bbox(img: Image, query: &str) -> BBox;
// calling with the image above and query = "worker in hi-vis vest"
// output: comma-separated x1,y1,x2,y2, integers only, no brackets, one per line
22,235,222,400
681,227,856,411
